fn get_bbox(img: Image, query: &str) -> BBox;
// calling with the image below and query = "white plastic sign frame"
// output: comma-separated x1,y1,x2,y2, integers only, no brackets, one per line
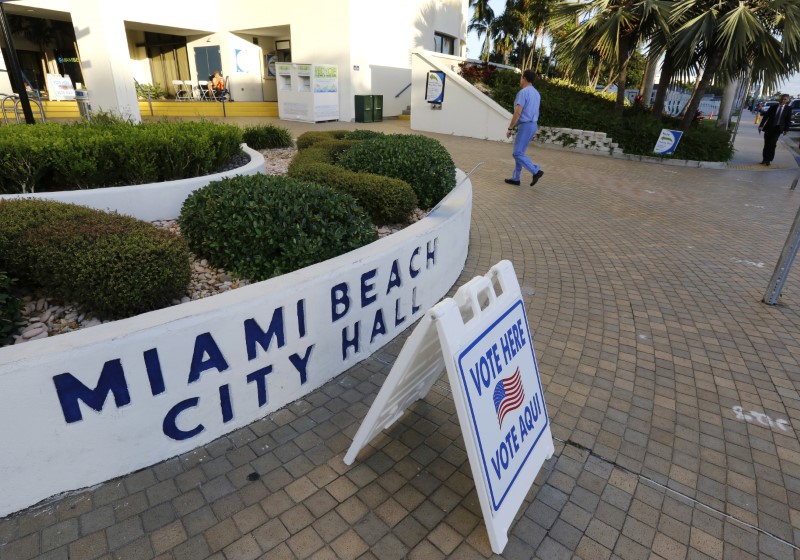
345,261,553,553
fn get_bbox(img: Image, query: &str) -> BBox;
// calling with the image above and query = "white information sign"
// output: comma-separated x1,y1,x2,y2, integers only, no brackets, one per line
345,261,553,553
46,73,75,101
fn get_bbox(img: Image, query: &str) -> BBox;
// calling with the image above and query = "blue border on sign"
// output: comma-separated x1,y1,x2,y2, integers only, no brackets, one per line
456,299,548,512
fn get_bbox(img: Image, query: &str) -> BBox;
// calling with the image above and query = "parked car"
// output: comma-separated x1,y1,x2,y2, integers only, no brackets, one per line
760,100,778,116
789,99,800,130
594,84,618,94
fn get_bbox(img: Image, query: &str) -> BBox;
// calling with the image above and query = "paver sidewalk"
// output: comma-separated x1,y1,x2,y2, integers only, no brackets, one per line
3,117,800,560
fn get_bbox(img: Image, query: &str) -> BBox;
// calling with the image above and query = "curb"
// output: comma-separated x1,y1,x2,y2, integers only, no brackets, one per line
533,140,728,169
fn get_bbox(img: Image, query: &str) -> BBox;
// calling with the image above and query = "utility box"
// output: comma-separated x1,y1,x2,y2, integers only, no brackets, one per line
354,94,373,123
276,63,339,122
373,95,383,122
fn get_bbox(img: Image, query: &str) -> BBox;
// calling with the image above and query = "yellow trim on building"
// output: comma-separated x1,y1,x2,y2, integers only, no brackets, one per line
34,101,278,120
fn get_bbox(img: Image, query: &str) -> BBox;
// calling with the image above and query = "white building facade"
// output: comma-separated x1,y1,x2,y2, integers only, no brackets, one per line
0,0,468,122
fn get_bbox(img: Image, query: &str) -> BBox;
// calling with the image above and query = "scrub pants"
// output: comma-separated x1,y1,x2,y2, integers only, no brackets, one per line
511,121,541,181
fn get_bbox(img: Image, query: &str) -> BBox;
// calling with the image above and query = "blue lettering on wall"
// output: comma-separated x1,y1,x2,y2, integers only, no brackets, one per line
246,365,273,406
188,332,229,383
288,345,314,384
361,269,378,307
371,309,387,343
394,298,406,327
426,238,437,268
297,299,307,338
219,384,233,423
387,260,402,294
143,348,165,396
409,247,421,278
244,308,286,361
163,397,204,440
331,282,350,322
53,359,131,423
342,322,360,359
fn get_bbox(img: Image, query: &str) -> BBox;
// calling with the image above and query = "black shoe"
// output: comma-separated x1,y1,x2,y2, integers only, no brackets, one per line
765,161,771,166
504,178,521,186
760,161,768,165
530,170,544,186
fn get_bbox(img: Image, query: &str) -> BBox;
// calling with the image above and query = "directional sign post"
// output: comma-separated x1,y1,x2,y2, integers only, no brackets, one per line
345,261,553,553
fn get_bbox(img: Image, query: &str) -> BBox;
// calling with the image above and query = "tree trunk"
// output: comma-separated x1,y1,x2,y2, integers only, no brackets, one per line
589,62,601,89
640,54,658,106
534,27,543,73
652,49,674,118
716,77,740,130
614,38,632,113
680,47,724,130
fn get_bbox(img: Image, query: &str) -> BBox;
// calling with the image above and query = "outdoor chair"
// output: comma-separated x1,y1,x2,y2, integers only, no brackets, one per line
172,80,190,101
184,80,196,100
197,80,212,101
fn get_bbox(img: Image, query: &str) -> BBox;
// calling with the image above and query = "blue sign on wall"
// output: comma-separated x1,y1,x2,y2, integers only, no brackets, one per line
425,71,445,104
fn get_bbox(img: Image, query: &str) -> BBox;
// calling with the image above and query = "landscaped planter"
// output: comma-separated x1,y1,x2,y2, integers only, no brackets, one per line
0,171,472,518
0,144,267,221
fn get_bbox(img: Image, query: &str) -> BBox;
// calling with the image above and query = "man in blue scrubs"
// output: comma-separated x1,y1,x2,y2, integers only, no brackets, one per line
505,69,544,186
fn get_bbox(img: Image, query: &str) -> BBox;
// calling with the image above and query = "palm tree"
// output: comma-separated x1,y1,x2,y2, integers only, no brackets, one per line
671,0,800,130
493,10,522,65
530,0,560,72
469,0,496,61
551,0,670,112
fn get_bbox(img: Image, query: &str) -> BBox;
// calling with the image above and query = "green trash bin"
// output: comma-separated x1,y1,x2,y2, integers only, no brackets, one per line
354,95,373,123
373,95,383,122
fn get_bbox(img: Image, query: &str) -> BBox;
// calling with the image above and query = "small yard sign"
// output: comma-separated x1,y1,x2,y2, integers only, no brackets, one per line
654,129,683,155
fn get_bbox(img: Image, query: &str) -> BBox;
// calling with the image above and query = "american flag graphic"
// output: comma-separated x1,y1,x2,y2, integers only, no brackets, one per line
493,367,525,427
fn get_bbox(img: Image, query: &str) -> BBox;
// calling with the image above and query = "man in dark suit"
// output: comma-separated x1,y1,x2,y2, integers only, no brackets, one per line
758,94,792,165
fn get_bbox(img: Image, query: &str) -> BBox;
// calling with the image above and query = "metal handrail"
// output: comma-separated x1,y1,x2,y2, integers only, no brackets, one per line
1,94,19,124
25,86,46,122
15,96,44,123
395,83,411,98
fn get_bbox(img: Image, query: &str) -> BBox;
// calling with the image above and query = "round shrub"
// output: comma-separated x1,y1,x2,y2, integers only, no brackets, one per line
296,131,342,150
291,162,417,224
178,175,378,280
341,130,385,141
0,271,21,347
288,140,417,224
243,124,294,149
337,134,456,208
0,200,192,319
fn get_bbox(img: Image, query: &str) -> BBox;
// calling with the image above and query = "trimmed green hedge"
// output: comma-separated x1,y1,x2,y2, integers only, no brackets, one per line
0,121,243,194
178,175,378,281
0,200,192,319
337,134,456,208
289,134,418,224
484,71,733,162
0,271,21,347
243,124,294,149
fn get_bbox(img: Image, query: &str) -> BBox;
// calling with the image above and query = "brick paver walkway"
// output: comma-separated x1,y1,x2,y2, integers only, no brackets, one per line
2,118,800,559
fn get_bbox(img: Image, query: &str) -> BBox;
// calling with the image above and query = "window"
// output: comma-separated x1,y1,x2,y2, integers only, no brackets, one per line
434,32,455,56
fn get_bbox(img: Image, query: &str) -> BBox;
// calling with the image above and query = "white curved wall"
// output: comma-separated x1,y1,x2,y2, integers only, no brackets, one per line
0,145,267,222
0,172,472,517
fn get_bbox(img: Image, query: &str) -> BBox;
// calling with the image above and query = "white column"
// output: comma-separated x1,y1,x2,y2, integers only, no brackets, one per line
69,0,140,122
